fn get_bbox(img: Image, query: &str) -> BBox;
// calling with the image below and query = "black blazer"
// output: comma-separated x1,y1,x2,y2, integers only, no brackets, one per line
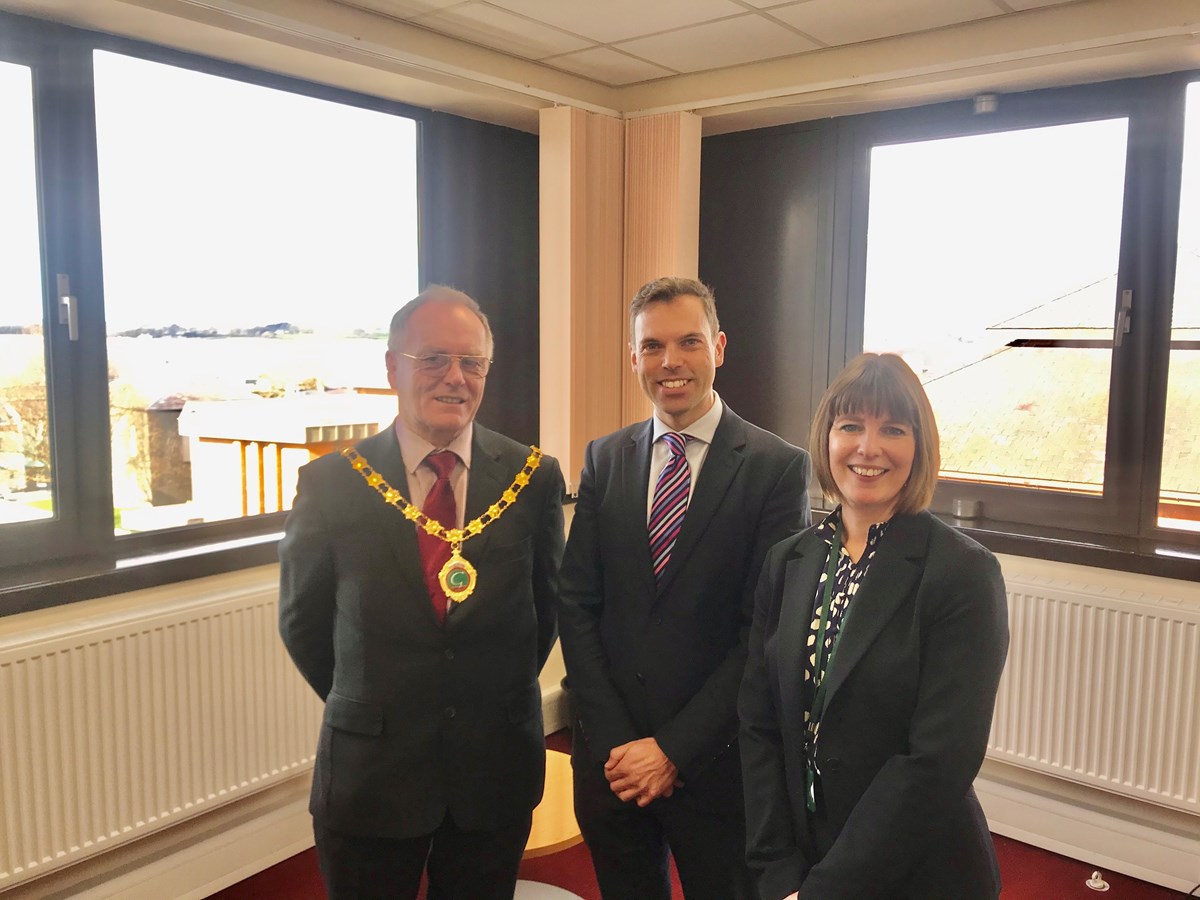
559,404,810,786
278,424,565,839
739,511,1009,900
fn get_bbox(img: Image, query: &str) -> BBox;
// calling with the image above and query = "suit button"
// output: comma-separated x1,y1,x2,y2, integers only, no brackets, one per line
654,616,663,626
444,706,456,719
825,757,841,774
445,648,455,660
635,672,645,684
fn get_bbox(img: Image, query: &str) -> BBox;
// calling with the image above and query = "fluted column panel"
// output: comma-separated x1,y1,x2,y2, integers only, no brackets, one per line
621,112,702,426
539,107,625,493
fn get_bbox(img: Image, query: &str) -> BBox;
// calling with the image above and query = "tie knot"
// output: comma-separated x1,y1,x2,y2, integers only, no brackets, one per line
661,432,689,458
424,450,458,480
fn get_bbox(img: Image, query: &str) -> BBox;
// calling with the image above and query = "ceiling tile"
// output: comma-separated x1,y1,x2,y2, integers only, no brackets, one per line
544,47,675,85
337,0,465,20
615,14,820,74
418,2,592,59
487,0,746,44
769,0,1000,46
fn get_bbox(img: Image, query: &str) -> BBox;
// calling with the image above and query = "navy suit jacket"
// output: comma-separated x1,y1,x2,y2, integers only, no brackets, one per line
739,510,1009,900
278,423,565,839
559,403,810,790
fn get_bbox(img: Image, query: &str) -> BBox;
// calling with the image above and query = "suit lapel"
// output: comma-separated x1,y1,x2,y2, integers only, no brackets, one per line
353,427,429,604
444,426,511,629
819,511,931,712
463,426,508,560
621,421,658,599
777,530,827,742
656,406,745,596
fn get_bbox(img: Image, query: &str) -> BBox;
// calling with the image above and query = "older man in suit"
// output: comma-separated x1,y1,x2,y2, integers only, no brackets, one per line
559,276,811,899
278,286,565,900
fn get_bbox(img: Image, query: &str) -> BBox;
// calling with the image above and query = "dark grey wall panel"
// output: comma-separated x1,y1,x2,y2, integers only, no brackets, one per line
699,122,836,451
421,113,540,446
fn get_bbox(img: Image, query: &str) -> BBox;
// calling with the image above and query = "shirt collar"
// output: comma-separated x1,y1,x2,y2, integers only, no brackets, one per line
651,391,723,446
817,505,893,546
394,419,474,476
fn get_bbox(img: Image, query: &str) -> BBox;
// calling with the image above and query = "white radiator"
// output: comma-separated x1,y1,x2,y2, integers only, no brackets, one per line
0,568,324,892
3,560,1197,893
989,572,1200,816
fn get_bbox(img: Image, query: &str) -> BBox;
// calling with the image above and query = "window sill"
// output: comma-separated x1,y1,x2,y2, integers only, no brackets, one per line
0,532,283,618
3,503,1196,620
959,520,1200,582
810,504,1200,582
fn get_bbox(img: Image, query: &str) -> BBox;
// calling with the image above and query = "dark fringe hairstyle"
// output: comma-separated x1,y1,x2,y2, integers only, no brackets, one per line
808,352,941,515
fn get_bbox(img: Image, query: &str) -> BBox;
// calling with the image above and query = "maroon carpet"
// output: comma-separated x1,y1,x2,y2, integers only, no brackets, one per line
211,731,1189,899
211,836,1187,899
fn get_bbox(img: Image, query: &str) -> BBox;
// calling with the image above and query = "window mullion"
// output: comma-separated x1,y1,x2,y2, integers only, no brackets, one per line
35,36,116,559
1127,77,1191,539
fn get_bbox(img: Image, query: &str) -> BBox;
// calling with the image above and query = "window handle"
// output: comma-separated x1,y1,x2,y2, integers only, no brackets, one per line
57,274,78,342
1114,288,1132,348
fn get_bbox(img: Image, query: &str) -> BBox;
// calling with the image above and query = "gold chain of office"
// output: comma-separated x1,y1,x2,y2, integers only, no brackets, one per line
341,445,542,604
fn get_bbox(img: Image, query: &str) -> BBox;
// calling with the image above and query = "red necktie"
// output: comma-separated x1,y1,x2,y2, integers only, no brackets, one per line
418,450,458,625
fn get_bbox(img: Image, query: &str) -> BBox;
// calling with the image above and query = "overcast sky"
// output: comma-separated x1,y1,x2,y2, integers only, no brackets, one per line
5,61,1198,341
92,51,419,333
0,52,419,335
863,117,1129,368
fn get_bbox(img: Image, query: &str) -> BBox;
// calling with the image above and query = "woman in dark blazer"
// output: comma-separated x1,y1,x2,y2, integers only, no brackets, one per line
739,353,1009,900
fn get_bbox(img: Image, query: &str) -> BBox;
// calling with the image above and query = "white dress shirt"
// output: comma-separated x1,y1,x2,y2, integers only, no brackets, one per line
394,419,474,529
645,393,724,523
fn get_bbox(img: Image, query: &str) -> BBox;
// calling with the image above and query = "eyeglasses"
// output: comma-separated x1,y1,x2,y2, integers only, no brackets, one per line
400,352,492,378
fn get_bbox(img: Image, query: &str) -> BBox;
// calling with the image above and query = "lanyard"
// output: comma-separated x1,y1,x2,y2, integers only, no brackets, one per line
806,523,851,811
812,524,849,716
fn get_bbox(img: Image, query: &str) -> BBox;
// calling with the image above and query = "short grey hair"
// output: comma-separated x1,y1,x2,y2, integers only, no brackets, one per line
387,285,494,356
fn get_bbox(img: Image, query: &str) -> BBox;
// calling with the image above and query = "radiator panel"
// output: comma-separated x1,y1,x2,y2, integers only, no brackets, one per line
988,580,1200,815
3,566,1197,890
0,575,323,889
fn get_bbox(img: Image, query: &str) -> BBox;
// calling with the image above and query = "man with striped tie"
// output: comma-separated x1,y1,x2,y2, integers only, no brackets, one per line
559,276,811,899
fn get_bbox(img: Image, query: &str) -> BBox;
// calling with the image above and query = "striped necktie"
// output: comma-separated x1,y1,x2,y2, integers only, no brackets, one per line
649,432,691,584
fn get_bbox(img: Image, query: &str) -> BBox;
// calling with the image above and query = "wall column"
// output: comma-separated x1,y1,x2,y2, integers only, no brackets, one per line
621,112,702,425
539,109,701,487
538,106,624,493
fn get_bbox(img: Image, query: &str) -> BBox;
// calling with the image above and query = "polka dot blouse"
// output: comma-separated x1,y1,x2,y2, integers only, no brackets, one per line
803,508,893,762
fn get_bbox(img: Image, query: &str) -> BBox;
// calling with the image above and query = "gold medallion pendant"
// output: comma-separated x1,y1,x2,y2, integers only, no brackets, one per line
438,547,478,604
342,445,542,605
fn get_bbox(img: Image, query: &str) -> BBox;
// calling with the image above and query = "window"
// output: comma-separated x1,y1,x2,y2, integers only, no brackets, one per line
0,60,51,526
864,120,1127,499
92,51,417,533
1160,82,1200,534
0,27,101,569
839,75,1200,553
0,15,421,572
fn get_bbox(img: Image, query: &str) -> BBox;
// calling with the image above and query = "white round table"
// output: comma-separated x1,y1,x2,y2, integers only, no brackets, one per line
513,881,584,899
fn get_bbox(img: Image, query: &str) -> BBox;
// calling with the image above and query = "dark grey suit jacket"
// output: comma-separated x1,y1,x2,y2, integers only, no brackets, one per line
278,423,565,839
559,403,810,791
739,511,1009,900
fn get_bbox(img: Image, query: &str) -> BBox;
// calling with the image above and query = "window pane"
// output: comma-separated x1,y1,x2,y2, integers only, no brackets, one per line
0,60,53,525
863,119,1128,495
1159,82,1200,532
93,52,417,534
